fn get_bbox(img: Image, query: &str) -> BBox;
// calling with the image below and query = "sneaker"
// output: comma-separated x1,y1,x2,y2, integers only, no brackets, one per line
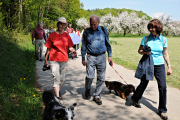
40,59,43,62
93,97,102,105
159,113,168,120
85,89,91,100
131,97,141,108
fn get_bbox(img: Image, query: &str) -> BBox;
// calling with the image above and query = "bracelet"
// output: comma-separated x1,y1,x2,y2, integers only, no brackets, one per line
168,65,171,68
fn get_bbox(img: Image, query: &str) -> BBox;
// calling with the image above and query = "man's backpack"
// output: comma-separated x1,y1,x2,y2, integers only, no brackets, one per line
100,26,109,38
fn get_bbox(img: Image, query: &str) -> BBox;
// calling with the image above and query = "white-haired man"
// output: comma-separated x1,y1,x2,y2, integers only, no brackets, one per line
81,15,113,105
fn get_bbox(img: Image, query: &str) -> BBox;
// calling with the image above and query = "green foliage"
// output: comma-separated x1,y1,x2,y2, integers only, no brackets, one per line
0,31,42,119
83,8,151,19
0,0,83,32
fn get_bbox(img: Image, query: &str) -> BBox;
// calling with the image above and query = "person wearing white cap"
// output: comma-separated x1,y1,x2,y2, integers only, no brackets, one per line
45,17,77,100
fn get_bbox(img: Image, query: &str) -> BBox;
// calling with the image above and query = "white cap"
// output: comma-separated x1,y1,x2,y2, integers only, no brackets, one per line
58,17,67,24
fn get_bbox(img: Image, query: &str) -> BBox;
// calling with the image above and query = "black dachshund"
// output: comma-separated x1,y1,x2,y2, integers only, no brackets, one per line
42,91,77,120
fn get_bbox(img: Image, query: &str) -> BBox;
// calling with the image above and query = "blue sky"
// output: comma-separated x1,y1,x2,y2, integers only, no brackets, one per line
80,0,180,21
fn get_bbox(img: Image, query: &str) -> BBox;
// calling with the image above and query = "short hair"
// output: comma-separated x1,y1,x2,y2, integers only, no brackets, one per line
147,19,163,34
38,22,43,26
57,22,62,28
89,14,100,23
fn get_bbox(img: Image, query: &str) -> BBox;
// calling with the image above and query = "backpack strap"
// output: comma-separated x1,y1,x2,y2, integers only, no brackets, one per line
144,36,148,46
162,36,165,54
100,26,109,38
163,36,165,47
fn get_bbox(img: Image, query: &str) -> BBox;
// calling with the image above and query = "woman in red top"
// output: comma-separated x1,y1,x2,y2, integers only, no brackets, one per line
74,28,80,36
45,17,76,100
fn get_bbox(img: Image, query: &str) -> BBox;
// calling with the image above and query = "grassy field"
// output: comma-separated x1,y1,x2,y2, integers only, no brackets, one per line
109,37,180,89
0,32,43,119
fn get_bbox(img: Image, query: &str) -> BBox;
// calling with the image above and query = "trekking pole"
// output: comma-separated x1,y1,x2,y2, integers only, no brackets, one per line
109,61,128,85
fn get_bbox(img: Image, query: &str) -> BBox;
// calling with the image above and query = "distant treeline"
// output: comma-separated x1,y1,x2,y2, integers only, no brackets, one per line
83,8,151,19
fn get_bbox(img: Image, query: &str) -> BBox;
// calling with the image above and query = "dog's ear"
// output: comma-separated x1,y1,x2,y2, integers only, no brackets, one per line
133,86,135,93
122,85,127,90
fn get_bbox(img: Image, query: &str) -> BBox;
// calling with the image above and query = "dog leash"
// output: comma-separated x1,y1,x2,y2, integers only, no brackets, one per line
109,61,128,85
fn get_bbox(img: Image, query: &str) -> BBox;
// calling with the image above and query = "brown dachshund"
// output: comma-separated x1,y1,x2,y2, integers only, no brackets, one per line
105,81,135,100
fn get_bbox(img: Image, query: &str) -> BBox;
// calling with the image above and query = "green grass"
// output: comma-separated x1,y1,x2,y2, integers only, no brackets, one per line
110,37,180,89
0,32,43,119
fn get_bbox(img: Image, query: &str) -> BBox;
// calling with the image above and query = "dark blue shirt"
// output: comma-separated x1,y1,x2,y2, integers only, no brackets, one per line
81,26,112,61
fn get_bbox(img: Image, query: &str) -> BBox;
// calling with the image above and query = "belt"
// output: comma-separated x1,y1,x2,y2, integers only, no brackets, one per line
35,38,43,40
88,52,105,56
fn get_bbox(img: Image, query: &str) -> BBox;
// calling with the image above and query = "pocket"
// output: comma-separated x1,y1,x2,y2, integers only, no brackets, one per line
147,66,154,74
135,67,143,78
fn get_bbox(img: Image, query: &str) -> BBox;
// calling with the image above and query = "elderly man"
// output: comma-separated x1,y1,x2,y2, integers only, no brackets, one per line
81,15,112,105
32,23,47,61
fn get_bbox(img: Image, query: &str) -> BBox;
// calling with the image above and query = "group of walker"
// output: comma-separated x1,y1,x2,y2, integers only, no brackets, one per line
32,15,172,120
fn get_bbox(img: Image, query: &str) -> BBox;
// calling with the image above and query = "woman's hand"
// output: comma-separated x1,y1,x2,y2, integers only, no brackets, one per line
167,67,172,75
69,47,77,57
138,45,151,55
144,51,151,55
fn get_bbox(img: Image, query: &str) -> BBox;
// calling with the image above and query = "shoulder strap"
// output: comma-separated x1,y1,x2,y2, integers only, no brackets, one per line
163,36,165,46
162,36,166,54
100,26,109,38
144,36,148,46
100,26,105,33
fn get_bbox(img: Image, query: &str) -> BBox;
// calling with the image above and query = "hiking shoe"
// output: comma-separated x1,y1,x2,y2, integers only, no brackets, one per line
85,89,91,100
93,98,102,105
131,97,141,108
159,113,168,120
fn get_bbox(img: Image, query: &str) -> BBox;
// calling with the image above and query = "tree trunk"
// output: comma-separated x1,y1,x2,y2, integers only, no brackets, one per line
44,0,51,27
38,5,41,24
18,0,22,33
123,29,126,36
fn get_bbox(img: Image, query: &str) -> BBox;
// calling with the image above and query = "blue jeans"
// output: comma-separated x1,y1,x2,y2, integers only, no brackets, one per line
132,64,167,113
85,53,106,98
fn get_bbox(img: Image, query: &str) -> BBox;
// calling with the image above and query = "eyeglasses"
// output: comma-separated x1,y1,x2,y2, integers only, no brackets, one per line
60,24,67,27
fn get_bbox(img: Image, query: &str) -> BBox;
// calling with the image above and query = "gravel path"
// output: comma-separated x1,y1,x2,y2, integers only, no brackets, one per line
36,46,180,120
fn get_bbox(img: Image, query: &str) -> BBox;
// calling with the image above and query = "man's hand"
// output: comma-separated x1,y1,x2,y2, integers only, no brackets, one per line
82,60,86,66
32,41,35,45
108,57,113,66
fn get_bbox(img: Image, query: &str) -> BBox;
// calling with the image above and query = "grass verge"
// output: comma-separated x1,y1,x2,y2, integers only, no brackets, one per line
0,31,42,119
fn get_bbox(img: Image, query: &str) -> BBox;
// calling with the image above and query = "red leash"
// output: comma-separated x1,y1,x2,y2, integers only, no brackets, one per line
109,61,128,85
